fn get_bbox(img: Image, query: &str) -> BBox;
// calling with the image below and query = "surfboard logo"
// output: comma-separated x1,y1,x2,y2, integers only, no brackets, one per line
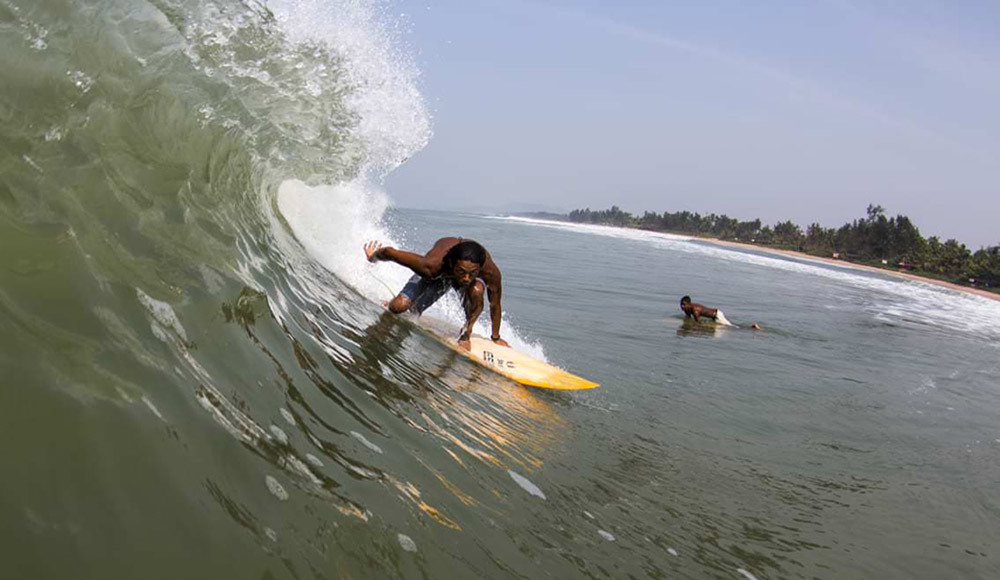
482,350,516,369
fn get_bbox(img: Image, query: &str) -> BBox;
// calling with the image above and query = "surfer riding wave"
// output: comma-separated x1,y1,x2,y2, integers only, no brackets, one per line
364,238,510,350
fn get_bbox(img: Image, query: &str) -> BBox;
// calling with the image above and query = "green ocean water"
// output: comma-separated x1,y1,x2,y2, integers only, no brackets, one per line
2,1,1000,579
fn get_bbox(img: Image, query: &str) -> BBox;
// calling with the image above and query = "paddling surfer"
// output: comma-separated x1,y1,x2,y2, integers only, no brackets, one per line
364,238,509,351
679,295,759,328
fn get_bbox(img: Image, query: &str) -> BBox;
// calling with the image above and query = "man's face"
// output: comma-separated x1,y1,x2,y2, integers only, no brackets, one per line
451,259,480,287
680,301,691,312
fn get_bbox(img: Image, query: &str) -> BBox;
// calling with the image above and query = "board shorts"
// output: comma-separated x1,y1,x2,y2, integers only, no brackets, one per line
713,310,734,326
398,274,471,315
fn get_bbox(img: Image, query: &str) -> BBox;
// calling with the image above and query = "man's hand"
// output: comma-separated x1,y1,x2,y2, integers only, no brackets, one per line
492,337,510,347
363,240,383,263
458,338,471,351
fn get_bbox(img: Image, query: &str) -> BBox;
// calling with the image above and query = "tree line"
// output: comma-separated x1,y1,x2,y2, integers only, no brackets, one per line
565,205,999,289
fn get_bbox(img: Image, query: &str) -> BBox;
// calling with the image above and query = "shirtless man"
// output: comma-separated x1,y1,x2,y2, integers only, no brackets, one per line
364,237,509,350
679,295,736,326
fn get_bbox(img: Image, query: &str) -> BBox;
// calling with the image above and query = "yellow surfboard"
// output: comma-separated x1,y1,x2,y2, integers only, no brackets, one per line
417,317,599,391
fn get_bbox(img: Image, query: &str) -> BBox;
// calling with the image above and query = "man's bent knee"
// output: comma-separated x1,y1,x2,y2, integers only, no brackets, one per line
388,295,412,314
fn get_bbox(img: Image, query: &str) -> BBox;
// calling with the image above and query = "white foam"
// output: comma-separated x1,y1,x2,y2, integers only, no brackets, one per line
270,425,289,445
351,430,383,454
141,396,165,421
136,289,188,342
267,0,431,176
497,216,692,243
149,323,170,344
508,470,546,500
397,533,418,552
265,475,289,501
278,179,407,301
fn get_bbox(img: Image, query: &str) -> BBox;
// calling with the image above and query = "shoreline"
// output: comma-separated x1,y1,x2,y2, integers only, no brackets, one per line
506,215,1000,303
698,237,1000,303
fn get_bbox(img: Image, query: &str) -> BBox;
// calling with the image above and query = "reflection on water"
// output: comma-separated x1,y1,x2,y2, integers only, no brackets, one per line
675,317,724,338
211,285,572,555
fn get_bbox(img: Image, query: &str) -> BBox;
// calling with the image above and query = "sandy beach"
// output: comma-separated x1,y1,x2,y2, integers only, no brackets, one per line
701,238,1000,302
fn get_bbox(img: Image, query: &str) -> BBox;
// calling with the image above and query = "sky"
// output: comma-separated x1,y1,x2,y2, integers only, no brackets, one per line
381,0,1000,248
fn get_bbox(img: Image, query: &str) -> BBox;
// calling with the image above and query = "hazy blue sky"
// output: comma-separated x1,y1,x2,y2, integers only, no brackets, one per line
383,0,1000,247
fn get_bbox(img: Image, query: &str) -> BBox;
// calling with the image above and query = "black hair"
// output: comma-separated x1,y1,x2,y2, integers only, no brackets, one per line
680,295,691,305
444,240,487,270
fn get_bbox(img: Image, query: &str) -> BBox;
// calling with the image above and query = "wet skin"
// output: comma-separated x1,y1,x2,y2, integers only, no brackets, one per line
680,300,718,323
364,237,509,350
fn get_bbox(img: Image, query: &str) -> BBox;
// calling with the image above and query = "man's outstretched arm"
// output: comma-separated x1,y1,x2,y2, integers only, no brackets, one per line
364,241,433,278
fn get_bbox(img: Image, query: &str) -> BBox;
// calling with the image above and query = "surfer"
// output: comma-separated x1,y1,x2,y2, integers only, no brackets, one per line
679,295,755,328
364,238,509,351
